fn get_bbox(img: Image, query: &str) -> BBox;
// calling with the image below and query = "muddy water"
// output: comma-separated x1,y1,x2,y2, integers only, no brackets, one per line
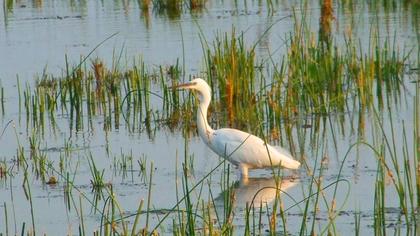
0,0,419,235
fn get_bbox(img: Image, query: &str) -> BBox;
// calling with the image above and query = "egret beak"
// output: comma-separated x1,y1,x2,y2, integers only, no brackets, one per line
169,81,196,90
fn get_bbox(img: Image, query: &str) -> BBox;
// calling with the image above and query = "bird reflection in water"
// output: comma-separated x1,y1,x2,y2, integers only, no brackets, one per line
215,176,299,209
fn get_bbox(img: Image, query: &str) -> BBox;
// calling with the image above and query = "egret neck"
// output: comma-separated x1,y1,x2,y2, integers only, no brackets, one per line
195,88,214,145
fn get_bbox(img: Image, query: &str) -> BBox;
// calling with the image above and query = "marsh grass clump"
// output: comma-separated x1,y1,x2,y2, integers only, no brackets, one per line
205,30,258,129
113,150,133,177
257,17,407,140
26,57,181,135
195,21,407,146
0,160,9,180
287,22,404,113
19,21,408,142
88,153,108,191
366,107,419,233
26,131,57,183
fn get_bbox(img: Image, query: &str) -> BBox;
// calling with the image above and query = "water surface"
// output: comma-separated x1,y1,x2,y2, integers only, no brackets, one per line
0,0,419,235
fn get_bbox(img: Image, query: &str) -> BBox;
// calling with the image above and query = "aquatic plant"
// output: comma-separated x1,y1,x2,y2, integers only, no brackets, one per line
0,1,418,235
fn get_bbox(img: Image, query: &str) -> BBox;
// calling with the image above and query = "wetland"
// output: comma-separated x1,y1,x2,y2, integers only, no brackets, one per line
0,0,419,235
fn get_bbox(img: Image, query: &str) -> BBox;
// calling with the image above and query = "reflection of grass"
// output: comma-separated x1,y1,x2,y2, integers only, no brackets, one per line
0,81,4,115
151,0,206,19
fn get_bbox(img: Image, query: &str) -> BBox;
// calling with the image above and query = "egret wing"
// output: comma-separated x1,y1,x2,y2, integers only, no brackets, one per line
210,128,300,169
210,128,269,167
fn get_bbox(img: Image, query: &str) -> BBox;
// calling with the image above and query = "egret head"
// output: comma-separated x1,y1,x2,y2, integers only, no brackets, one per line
173,78,211,104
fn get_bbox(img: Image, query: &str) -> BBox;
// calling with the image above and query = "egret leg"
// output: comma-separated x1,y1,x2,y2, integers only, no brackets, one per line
239,164,248,178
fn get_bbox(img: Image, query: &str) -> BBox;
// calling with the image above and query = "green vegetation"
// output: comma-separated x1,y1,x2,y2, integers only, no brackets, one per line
0,0,419,235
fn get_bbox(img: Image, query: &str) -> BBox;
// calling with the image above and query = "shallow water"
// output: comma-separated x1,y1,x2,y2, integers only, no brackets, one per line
0,0,419,235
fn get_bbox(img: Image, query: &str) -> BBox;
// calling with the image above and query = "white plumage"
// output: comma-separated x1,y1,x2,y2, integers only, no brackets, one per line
174,78,300,177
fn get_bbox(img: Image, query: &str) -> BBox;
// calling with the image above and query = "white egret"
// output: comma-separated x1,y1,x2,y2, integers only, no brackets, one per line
173,78,300,177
